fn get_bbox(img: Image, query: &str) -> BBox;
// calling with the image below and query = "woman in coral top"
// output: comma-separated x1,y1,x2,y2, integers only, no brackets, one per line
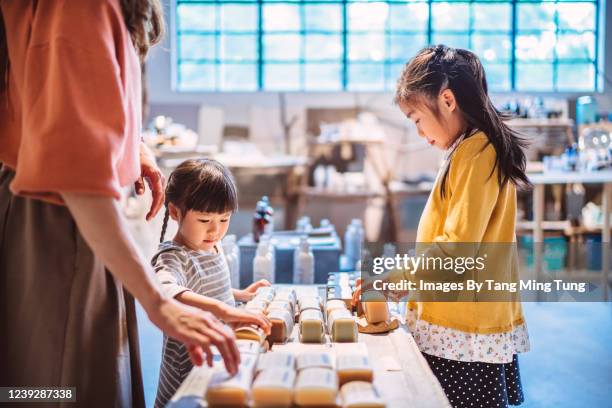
0,2,239,406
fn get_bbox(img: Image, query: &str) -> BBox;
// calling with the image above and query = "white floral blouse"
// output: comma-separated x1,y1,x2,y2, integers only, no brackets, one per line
405,308,530,364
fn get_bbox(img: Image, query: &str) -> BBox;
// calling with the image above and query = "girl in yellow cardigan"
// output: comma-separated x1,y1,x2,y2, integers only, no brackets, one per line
357,45,531,407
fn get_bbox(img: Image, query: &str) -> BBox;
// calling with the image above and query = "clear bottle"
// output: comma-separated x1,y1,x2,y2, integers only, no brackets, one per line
344,223,356,268
222,235,240,289
293,237,314,284
253,241,275,283
352,219,365,269
297,216,312,232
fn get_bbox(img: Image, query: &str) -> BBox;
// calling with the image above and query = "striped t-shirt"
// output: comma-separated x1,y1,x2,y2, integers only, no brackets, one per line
152,241,235,408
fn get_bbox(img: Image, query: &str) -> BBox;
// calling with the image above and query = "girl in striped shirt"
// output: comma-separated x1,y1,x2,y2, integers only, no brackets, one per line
152,158,271,407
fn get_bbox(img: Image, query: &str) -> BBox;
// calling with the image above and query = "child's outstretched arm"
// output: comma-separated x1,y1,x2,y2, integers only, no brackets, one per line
232,279,271,302
176,291,271,334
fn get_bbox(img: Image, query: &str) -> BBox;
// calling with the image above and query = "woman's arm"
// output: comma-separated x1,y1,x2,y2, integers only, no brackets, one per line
61,192,240,374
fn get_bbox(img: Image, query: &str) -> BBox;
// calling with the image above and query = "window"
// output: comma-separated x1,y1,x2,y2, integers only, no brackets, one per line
175,0,602,92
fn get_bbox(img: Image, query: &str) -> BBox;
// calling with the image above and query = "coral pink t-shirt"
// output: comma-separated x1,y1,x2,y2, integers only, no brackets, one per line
0,0,141,205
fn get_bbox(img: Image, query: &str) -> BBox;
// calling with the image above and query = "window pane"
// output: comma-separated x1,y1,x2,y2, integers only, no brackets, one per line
432,33,470,49
178,63,216,91
516,32,555,61
220,35,258,61
517,4,556,31
557,3,596,31
179,35,216,61
348,64,384,91
348,2,389,31
432,3,470,32
304,63,342,90
304,5,342,31
263,4,301,31
348,34,385,61
219,5,258,31
388,34,428,61
219,64,258,91
557,63,595,91
264,64,301,90
472,34,512,62
557,33,595,60
386,63,405,90
473,4,511,32
177,4,216,31
388,3,429,32
516,63,553,91
482,63,511,91
264,34,301,61
305,34,343,61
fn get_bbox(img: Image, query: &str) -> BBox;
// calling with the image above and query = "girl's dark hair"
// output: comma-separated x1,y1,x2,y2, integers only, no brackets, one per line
160,158,238,243
395,45,531,197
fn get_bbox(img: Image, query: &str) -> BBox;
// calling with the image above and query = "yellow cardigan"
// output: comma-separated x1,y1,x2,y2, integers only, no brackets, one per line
407,131,525,334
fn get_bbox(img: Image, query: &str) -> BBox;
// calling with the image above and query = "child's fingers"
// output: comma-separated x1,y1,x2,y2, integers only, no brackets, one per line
187,344,207,367
351,285,362,307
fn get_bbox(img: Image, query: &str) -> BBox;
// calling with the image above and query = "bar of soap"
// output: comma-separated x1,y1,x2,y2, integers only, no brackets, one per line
267,300,293,315
336,354,373,385
296,352,334,371
254,288,276,305
235,324,267,345
245,299,268,314
267,309,294,344
294,367,338,406
328,309,357,342
206,354,258,407
274,289,297,311
252,368,296,408
363,302,389,324
298,296,322,313
256,286,276,299
236,339,262,356
340,381,385,408
256,352,296,373
325,299,348,319
299,309,325,343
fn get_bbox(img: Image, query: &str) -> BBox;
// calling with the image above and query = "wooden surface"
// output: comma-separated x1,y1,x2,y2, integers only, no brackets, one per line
167,286,451,408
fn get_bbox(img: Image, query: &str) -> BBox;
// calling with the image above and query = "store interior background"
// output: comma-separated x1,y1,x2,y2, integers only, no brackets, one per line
129,1,612,406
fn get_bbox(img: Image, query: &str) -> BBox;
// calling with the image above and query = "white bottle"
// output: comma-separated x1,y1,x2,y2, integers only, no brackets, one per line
314,165,326,189
293,237,314,284
253,241,275,283
222,235,240,289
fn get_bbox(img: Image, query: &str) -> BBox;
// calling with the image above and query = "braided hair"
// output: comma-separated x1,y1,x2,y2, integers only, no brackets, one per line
160,158,238,243
394,45,531,198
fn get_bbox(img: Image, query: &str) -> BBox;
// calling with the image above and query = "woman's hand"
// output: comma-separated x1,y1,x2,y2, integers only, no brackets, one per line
135,141,165,221
219,305,272,335
234,279,271,302
147,297,241,375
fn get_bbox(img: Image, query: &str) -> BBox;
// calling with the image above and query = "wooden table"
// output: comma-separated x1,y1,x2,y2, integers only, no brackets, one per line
167,286,451,408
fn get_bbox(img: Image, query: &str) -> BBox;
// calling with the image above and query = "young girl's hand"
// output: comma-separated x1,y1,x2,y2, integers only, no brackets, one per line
220,305,272,335
234,279,271,302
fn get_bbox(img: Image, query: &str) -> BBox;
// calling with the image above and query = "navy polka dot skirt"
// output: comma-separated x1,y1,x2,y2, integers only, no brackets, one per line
423,353,524,408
